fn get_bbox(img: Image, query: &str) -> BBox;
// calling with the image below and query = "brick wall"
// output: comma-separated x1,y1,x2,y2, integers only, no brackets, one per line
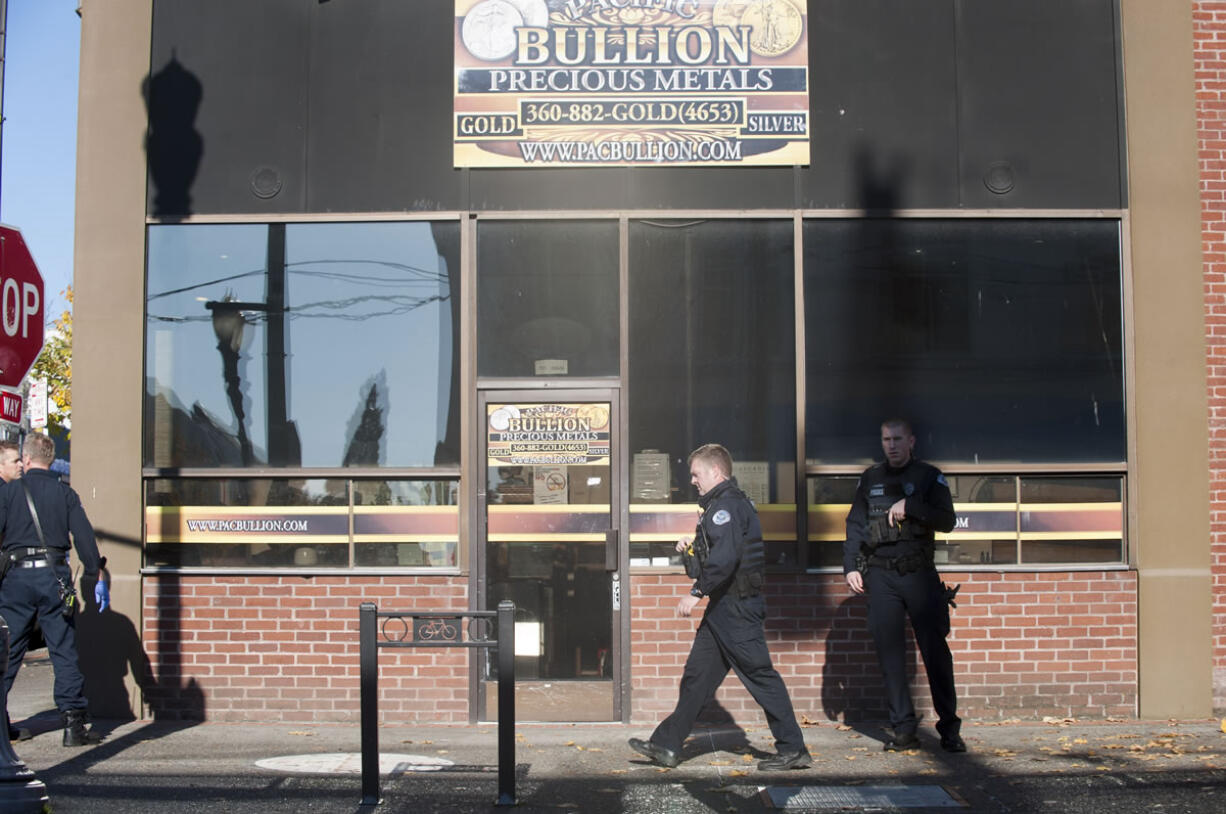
141,570,1135,723
1194,0,1226,713
142,575,469,723
630,571,1138,727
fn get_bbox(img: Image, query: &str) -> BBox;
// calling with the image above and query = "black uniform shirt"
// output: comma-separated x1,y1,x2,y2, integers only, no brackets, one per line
693,477,761,599
843,458,956,574
0,468,102,576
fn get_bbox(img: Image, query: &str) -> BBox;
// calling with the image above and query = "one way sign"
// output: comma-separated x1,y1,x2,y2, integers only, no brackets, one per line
0,389,21,424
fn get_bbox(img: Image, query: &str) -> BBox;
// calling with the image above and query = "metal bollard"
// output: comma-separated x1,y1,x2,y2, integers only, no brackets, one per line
0,618,49,812
494,600,515,807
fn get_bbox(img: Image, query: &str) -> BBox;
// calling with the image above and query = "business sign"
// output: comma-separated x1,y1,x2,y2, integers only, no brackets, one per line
487,402,611,465
455,0,809,167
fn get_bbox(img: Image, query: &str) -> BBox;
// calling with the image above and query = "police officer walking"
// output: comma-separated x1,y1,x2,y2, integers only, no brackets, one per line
629,444,810,771
844,419,965,752
0,432,109,747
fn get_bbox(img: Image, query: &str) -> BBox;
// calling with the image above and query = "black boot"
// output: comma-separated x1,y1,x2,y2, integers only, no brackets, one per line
62,710,102,747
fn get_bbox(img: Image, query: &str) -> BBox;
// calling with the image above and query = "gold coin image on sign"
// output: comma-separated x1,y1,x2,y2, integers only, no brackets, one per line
712,0,755,29
462,0,524,62
489,405,520,431
577,404,610,430
504,0,549,27
742,0,803,57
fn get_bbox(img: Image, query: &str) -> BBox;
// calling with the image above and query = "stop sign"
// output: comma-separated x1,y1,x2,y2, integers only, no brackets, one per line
0,225,45,390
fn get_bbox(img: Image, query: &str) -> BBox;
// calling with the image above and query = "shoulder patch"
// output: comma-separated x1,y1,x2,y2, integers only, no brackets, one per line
711,509,731,526
937,474,948,486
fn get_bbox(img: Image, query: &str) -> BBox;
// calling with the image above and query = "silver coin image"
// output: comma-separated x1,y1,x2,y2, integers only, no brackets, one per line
462,0,524,62
504,0,549,27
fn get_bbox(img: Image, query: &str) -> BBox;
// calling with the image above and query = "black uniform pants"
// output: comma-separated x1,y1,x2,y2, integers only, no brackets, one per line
864,565,959,738
651,595,805,755
1,564,88,712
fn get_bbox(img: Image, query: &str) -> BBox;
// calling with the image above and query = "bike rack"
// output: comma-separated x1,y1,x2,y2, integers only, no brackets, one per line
358,601,516,807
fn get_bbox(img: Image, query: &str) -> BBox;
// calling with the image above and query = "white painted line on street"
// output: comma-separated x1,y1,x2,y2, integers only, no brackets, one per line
256,753,454,775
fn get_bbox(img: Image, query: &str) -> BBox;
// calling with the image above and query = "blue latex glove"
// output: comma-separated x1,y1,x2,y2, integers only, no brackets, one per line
94,579,110,613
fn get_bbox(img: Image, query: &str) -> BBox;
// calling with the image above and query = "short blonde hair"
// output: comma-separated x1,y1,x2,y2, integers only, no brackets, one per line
688,443,732,477
24,432,55,465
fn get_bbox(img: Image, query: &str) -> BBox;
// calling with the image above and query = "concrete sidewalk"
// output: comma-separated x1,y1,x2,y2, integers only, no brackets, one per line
6,653,1226,813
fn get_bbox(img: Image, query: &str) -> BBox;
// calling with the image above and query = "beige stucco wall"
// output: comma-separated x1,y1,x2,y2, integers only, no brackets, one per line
1120,0,1213,717
72,0,153,718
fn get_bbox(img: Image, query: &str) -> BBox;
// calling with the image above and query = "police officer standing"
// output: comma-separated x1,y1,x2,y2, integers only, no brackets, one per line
0,432,109,747
629,444,810,771
844,419,965,753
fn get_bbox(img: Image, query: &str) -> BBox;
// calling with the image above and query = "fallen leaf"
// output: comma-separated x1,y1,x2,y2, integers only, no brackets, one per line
728,770,749,778
287,731,314,737
918,768,938,775
742,754,755,763
587,748,603,753
565,741,576,746
836,724,852,731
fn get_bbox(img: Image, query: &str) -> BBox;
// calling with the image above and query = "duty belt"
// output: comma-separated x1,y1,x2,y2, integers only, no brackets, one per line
3,547,65,568
866,550,931,576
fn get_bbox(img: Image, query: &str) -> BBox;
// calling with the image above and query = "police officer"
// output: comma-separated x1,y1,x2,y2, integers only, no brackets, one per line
0,432,109,747
629,444,810,771
844,419,965,753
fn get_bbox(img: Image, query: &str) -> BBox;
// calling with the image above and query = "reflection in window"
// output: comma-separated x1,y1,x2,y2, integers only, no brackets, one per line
1019,476,1123,564
804,219,1125,465
628,219,798,565
628,219,797,503
477,220,619,378
145,221,461,468
354,480,459,568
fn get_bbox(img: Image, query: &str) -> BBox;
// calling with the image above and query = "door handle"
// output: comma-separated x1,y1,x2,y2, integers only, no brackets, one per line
605,528,619,572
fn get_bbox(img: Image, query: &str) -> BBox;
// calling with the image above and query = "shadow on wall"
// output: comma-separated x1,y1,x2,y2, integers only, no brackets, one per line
79,531,205,721
821,593,898,727
144,53,203,219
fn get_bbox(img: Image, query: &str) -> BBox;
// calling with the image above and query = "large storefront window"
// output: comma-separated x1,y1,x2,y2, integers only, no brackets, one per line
145,221,461,468
803,219,1125,464
627,219,798,567
477,220,619,378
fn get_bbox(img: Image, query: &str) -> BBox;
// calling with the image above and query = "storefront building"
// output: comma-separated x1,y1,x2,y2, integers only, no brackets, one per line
69,0,1213,724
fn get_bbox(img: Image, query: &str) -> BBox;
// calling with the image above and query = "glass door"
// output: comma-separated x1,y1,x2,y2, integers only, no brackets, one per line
478,392,621,721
